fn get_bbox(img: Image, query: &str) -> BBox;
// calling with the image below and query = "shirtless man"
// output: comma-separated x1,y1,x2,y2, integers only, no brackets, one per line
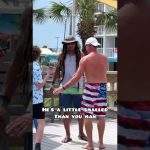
53,37,108,150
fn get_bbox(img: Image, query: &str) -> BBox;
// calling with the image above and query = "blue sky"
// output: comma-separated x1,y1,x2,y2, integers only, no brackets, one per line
33,0,81,49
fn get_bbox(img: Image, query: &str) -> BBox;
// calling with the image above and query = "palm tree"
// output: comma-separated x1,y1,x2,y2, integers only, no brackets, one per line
33,8,49,24
96,9,117,31
33,1,71,24
33,0,117,49
76,0,98,48
48,0,98,48
47,1,71,23
33,0,97,47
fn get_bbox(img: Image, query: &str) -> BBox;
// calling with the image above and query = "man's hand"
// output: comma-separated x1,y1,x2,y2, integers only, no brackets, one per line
5,113,32,137
53,87,64,95
36,83,44,89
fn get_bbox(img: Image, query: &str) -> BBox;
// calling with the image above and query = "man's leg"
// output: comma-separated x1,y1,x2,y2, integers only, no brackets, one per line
78,112,87,141
62,112,72,143
78,112,84,135
83,118,94,149
73,94,87,140
63,112,71,137
35,119,45,150
60,94,72,143
97,116,105,149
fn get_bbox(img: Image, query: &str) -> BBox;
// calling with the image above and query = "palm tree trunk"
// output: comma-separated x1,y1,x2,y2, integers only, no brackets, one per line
82,39,87,55
82,39,85,47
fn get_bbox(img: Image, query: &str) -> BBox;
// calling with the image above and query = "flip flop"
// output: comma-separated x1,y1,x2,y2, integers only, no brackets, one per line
78,134,88,141
61,137,72,143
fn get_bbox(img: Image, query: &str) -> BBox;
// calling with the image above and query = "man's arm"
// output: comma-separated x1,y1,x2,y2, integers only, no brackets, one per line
53,57,86,95
36,69,52,89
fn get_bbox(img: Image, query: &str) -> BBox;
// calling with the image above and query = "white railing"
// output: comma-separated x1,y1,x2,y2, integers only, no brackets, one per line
95,3,104,12
105,5,114,12
97,48,117,58
95,3,114,13
95,25,117,36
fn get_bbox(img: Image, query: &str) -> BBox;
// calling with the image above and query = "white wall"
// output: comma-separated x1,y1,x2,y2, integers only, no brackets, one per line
105,37,115,48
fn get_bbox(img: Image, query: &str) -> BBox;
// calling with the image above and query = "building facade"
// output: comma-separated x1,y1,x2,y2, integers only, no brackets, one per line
95,3,117,70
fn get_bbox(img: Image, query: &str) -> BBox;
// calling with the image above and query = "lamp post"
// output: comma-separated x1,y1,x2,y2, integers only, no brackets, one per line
72,0,76,37
55,37,60,53
64,18,67,40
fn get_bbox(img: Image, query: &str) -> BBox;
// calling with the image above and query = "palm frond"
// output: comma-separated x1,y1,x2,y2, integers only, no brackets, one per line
76,0,97,21
47,1,71,23
96,9,117,31
33,8,49,24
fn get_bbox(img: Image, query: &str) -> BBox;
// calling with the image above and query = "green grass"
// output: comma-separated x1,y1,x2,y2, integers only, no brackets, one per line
44,97,59,107
44,96,117,107
107,95,117,107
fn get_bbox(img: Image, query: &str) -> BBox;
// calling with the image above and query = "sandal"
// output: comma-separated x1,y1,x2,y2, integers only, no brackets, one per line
78,134,88,141
61,137,72,143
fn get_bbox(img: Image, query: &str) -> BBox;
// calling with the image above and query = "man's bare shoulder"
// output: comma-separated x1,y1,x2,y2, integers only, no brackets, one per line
99,53,107,59
79,55,90,66
80,56,87,62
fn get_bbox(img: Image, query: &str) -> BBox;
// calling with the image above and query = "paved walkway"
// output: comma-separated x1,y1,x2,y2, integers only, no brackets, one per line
33,117,117,150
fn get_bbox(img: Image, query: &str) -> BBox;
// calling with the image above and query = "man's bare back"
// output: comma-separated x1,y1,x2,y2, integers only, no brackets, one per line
83,51,107,83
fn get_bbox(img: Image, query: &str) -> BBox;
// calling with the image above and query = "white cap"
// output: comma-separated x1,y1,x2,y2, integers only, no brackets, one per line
85,37,101,46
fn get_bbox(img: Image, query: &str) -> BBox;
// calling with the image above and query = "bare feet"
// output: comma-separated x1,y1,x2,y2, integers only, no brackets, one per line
82,143,94,150
61,137,72,143
98,142,105,149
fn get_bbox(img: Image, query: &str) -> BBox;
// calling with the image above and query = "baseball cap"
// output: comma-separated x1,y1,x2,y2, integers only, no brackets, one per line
85,37,101,46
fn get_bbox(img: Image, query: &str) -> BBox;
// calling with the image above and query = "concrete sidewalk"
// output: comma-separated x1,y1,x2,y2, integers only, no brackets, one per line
33,117,117,150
